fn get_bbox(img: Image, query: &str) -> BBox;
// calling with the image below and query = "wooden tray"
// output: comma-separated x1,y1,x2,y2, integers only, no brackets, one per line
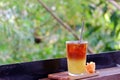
48,71,99,80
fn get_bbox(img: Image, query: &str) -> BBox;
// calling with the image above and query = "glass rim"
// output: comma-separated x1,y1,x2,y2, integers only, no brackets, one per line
66,41,88,44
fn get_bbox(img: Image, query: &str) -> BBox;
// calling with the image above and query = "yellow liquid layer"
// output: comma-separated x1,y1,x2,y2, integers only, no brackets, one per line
67,59,86,74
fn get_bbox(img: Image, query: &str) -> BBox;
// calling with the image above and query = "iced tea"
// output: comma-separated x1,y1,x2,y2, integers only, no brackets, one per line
66,41,87,76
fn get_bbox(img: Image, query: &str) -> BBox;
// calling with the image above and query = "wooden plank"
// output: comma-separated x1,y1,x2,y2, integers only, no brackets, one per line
40,67,120,80
85,67,120,80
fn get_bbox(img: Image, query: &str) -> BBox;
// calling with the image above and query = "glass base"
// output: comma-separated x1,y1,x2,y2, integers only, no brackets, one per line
116,64,120,67
68,72,84,76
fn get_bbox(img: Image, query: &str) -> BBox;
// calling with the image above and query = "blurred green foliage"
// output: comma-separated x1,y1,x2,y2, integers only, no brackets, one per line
0,0,120,64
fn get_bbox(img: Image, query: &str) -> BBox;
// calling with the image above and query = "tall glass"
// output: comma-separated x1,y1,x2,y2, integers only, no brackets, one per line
66,41,88,76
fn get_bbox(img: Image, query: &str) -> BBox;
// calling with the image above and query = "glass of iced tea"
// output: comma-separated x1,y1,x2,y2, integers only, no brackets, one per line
66,41,88,76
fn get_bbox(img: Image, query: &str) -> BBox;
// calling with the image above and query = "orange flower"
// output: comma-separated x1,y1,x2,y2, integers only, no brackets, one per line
86,62,95,73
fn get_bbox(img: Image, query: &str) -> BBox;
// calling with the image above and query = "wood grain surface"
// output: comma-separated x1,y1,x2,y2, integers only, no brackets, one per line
40,67,120,80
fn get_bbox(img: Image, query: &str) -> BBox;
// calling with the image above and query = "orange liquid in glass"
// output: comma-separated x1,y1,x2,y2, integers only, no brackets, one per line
66,41,87,75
